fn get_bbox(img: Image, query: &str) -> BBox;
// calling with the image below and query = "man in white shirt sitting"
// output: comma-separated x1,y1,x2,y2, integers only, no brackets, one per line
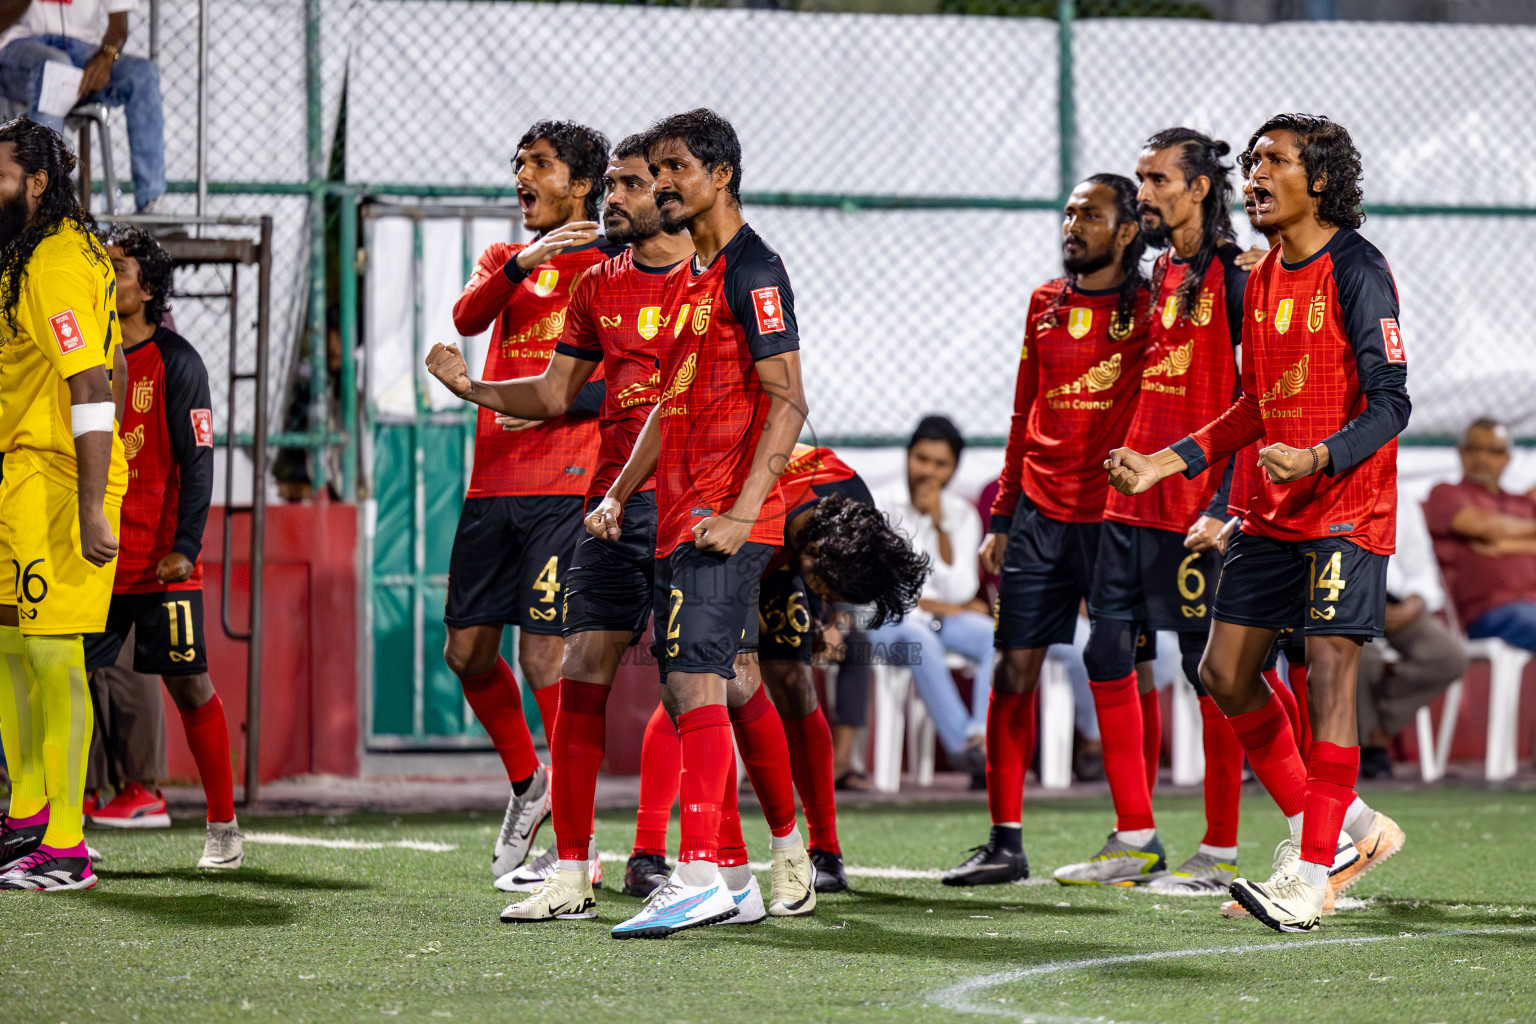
868,415,995,786
0,0,165,212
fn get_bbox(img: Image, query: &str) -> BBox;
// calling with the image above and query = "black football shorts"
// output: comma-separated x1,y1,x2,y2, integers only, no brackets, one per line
1213,530,1387,638
562,492,657,645
994,501,1101,650
1090,519,1221,632
444,494,585,634
653,541,774,679
85,590,208,675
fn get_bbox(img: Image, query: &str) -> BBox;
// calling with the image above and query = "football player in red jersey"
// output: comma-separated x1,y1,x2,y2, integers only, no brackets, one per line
591,109,816,937
440,121,620,888
944,175,1150,888
79,226,240,869
1108,115,1411,932
429,132,697,920
1055,130,1249,890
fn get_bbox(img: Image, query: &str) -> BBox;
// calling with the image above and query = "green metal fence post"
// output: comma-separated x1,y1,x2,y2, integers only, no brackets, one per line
1057,0,1076,202
339,191,359,501
305,0,328,495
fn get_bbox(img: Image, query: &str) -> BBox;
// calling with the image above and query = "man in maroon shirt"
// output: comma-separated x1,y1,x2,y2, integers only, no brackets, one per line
1424,419,1536,648
1109,114,1412,932
442,120,620,888
945,174,1149,888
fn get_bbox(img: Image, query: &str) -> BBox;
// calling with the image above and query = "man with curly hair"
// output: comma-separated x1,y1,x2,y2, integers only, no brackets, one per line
1107,114,1411,932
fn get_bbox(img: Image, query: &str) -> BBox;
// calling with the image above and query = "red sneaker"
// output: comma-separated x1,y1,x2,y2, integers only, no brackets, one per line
83,793,98,817
88,782,171,829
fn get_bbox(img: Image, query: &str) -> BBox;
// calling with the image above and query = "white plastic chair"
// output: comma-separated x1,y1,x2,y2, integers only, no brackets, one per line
1416,636,1528,782
1170,676,1205,786
1037,657,1074,790
869,662,932,792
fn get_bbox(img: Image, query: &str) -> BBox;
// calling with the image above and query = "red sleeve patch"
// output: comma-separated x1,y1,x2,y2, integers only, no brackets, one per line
1381,318,1405,363
191,409,213,447
49,310,85,355
751,287,785,334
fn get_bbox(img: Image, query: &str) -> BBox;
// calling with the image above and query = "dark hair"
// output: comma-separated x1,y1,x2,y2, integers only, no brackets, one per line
0,118,103,328
1241,113,1364,230
516,120,610,221
98,224,173,326
909,414,964,462
645,108,742,203
1143,128,1235,322
612,131,650,163
799,494,929,629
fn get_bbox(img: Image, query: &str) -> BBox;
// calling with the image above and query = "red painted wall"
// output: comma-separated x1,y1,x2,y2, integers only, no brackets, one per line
163,500,358,784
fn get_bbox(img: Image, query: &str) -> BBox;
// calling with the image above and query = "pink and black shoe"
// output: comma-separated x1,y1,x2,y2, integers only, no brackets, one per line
0,812,49,871
0,843,96,891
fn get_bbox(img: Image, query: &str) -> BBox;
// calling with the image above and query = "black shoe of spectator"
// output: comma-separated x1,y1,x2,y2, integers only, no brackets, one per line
961,743,988,790
622,853,671,898
1359,745,1393,780
810,848,848,893
942,841,1029,887
1073,738,1104,783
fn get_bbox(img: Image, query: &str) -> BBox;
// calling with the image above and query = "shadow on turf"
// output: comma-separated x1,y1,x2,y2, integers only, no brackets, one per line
97,868,373,892
90,892,296,927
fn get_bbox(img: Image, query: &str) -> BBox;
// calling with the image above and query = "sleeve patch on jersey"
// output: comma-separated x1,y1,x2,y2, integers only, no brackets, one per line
1380,318,1405,363
49,309,85,355
751,287,786,334
191,409,214,447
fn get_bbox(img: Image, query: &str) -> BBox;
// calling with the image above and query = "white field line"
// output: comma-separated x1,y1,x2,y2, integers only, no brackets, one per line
926,925,1536,1023
243,832,457,852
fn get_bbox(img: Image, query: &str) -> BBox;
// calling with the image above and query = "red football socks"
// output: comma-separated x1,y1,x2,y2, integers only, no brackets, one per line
717,769,749,868
1140,687,1162,795
551,678,609,862
531,682,561,745
177,693,235,823
459,658,538,784
676,705,732,863
729,686,798,838
1263,668,1301,746
1289,663,1313,761
1301,741,1360,867
1227,692,1307,818
985,690,1036,825
633,703,680,857
783,705,839,853
1198,695,1242,848
1089,675,1155,832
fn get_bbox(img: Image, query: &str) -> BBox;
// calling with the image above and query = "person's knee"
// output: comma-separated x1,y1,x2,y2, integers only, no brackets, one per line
1082,620,1134,682
560,632,614,683
162,673,214,710
996,648,1044,694
1197,653,1240,699
115,55,158,85
443,630,498,679
761,663,817,718
517,634,563,688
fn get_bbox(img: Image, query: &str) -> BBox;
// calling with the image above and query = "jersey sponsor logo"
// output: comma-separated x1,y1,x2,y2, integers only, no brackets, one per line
1192,290,1214,327
599,314,623,329
131,378,154,413
1381,318,1405,363
1307,292,1327,333
751,287,785,334
501,308,566,356
533,269,560,297
1273,297,1294,334
1142,339,1193,379
122,424,145,460
614,372,660,409
191,408,213,447
1044,353,1122,398
1160,295,1178,329
691,294,712,335
49,309,85,354
673,303,692,338
660,353,697,404
1259,353,1309,406
1328,522,1355,534
1066,308,1092,339
637,306,662,340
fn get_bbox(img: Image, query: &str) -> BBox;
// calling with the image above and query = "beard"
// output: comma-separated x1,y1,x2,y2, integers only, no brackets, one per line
1062,247,1114,276
655,191,690,233
604,207,667,246
1137,202,1171,250
0,188,29,248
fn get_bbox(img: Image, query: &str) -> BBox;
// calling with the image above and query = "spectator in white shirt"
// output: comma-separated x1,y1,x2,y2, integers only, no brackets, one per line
868,416,995,785
0,0,165,212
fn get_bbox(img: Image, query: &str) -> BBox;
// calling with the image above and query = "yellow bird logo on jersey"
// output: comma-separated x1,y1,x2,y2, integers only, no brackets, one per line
661,353,697,404
1260,354,1310,405
637,306,661,341
122,424,145,460
1066,308,1092,339
1045,353,1122,398
1274,297,1295,334
131,379,153,414
1143,340,1194,379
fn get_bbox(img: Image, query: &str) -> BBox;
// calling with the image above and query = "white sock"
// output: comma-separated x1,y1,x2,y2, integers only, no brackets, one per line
676,859,718,887
1115,828,1156,847
1286,813,1305,842
557,859,587,876
721,863,752,890
1296,860,1328,888
769,827,803,852
1342,797,1376,840
1198,843,1238,861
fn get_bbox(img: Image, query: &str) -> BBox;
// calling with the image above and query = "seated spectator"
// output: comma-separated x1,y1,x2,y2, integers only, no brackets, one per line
1355,593,1468,778
1424,418,1536,649
0,0,165,212
868,415,994,786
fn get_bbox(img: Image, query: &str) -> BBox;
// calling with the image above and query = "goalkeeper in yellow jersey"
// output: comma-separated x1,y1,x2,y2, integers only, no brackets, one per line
0,119,129,892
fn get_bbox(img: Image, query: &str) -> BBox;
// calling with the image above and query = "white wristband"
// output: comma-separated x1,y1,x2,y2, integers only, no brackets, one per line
70,401,116,438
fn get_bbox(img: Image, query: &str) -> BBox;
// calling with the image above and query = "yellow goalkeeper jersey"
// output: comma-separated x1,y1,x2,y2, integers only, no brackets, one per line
0,221,129,503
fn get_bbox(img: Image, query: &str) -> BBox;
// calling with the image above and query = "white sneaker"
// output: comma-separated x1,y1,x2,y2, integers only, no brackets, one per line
500,869,597,922
197,819,244,870
491,766,550,880
497,835,602,893
1227,872,1326,932
768,838,817,917
721,874,766,925
610,867,738,939
1221,833,1356,919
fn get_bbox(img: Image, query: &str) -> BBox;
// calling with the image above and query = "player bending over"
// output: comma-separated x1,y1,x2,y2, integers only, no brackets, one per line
0,118,128,891
80,226,241,869
1107,114,1410,933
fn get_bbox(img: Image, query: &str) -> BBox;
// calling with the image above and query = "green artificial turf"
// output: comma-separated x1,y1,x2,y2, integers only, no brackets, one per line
2,788,1533,1023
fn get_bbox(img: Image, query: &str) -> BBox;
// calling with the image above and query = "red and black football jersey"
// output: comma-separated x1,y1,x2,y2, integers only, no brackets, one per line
1104,246,1245,533
654,224,798,557
778,443,856,512
991,280,1150,530
1172,228,1410,554
116,328,214,594
555,249,681,500
454,238,621,498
